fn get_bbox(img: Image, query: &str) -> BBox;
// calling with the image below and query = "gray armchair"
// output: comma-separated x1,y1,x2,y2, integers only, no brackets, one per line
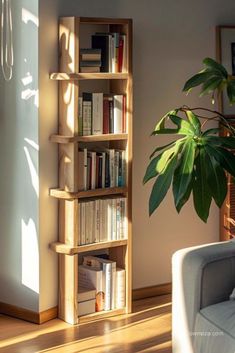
172,240,235,353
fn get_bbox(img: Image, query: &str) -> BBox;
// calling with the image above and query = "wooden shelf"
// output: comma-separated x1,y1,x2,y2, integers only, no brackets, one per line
79,17,131,25
50,187,128,200
50,239,128,255
50,72,129,81
79,308,126,323
50,133,128,144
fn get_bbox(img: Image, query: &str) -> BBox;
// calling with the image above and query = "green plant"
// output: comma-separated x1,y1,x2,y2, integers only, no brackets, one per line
143,58,235,222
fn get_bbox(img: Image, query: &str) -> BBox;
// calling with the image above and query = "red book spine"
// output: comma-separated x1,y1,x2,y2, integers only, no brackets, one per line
118,37,124,72
103,97,110,134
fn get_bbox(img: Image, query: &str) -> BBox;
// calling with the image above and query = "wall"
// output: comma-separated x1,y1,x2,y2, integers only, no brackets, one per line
0,0,40,311
1,0,235,314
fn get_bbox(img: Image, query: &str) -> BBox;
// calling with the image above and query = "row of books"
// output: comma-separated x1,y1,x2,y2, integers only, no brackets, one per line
78,197,127,245
78,93,126,136
91,33,127,73
80,48,101,73
78,255,126,314
78,148,126,191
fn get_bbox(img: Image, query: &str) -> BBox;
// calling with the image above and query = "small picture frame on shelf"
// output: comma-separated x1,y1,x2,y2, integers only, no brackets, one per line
216,25,235,116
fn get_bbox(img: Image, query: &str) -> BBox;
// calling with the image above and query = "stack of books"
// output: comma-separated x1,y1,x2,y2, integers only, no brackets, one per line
80,49,102,73
92,32,127,73
78,287,96,316
78,197,127,245
78,148,126,191
78,256,126,312
78,93,126,136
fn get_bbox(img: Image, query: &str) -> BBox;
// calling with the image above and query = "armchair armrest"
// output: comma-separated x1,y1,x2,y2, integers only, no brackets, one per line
172,240,235,353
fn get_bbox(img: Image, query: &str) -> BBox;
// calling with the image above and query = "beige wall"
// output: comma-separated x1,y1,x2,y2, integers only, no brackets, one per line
1,0,235,313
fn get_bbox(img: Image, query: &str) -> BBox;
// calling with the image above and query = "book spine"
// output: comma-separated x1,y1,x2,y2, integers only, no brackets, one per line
107,199,112,241
78,203,81,245
113,95,123,133
78,97,83,136
103,97,110,134
92,93,103,135
118,36,124,73
112,198,117,240
109,149,115,187
114,151,119,187
81,202,86,244
82,101,92,136
116,198,121,240
100,199,107,242
109,98,114,134
102,152,106,188
122,94,126,133
115,268,126,309
121,35,127,73
94,199,100,243
103,263,112,310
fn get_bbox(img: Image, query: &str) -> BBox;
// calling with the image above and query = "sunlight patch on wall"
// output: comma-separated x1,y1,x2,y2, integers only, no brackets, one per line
21,219,39,294
22,8,39,27
24,138,39,151
24,146,39,197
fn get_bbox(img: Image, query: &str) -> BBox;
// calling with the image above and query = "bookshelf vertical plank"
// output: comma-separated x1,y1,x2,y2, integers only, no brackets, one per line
109,20,133,314
58,17,80,324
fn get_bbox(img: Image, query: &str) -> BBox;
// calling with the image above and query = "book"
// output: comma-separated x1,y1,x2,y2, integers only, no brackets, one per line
116,268,126,309
78,265,105,312
113,95,123,133
80,60,101,67
80,48,102,61
88,151,96,189
78,97,83,136
103,95,111,134
92,34,110,72
78,286,96,302
83,256,116,311
78,149,87,191
78,299,96,316
92,93,103,135
82,93,92,135
80,66,100,73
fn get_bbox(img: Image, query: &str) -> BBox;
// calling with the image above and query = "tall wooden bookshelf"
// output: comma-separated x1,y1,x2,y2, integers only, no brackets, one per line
49,17,133,324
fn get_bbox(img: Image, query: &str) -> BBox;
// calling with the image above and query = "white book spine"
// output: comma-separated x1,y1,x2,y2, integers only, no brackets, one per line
81,202,86,244
92,93,103,135
111,36,115,73
112,198,117,240
94,199,100,243
103,262,112,310
116,198,121,240
115,268,126,309
100,199,107,242
113,95,123,133
107,199,113,241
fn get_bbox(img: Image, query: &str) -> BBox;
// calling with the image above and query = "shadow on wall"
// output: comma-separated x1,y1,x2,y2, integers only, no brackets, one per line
0,0,40,311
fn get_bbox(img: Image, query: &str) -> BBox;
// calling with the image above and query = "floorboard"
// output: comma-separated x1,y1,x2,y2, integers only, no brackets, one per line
0,294,172,353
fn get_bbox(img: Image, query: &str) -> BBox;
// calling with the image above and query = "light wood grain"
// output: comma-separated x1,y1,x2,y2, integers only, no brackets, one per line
50,186,128,200
0,295,172,353
50,133,128,143
50,239,128,255
50,72,129,80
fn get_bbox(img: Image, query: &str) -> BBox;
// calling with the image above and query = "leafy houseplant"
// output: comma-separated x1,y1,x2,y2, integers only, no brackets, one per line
144,58,235,223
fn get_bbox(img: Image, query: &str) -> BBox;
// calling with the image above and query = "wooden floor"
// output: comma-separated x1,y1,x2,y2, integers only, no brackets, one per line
0,294,172,353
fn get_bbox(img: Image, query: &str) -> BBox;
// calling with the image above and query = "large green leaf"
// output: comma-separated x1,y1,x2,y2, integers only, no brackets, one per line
203,57,228,78
200,76,223,97
205,145,235,178
149,156,177,215
203,136,235,149
176,179,193,213
169,114,195,135
149,140,178,159
204,151,227,207
185,110,201,135
202,128,220,136
183,71,215,92
143,154,163,184
173,138,197,209
193,149,212,222
153,110,178,134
